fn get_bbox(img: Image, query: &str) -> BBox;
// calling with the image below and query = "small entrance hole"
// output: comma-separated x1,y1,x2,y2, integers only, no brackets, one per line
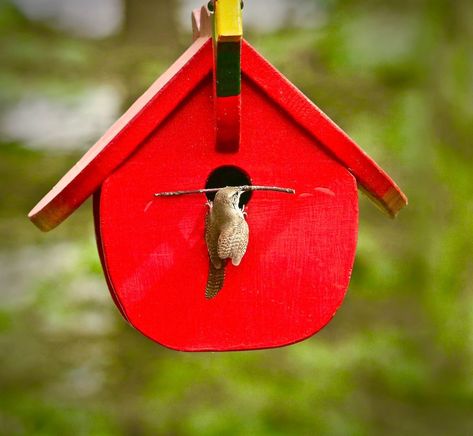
205,166,252,207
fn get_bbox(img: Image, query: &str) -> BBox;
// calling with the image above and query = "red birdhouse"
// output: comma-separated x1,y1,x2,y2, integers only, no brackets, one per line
29,6,407,351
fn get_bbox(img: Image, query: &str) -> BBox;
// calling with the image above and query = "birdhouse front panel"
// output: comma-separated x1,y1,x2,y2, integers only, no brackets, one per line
29,30,406,351
95,72,359,351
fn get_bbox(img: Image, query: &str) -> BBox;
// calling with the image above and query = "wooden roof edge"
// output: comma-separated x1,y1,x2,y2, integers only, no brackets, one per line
29,36,213,232
359,185,408,218
241,40,408,216
29,33,407,233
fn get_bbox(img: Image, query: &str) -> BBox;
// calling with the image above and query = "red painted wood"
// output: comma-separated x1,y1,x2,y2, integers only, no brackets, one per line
215,94,241,153
28,37,213,231
28,32,408,349
29,37,405,232
98,75,359,351
241,41,407,216
93,191,128,321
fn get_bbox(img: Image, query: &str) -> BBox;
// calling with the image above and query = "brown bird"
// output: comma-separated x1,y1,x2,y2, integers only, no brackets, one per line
205,187,249,299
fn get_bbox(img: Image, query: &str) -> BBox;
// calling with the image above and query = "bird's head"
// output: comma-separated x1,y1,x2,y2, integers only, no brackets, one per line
215,186,244,209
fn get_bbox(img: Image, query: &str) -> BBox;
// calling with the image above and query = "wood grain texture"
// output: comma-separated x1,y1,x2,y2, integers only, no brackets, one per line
28,36,213,231
28,33,407,350
241,41,407,216
29,36,406,232
98,76,359,351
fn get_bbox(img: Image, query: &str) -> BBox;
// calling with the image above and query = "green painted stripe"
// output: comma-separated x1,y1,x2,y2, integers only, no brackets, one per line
216,42,241,97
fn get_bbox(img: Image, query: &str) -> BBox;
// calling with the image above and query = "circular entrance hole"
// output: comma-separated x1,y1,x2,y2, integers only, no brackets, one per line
205,166,252,207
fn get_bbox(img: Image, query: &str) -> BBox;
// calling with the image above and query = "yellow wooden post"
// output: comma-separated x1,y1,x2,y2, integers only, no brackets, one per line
211,0,243,152
215,0,243,42
212,0,243,97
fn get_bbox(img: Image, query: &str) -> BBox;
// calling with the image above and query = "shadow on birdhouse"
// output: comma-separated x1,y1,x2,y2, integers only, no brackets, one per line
28,4,407,352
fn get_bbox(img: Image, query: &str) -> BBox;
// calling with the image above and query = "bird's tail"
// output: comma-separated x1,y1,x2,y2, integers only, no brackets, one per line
206,262,226,299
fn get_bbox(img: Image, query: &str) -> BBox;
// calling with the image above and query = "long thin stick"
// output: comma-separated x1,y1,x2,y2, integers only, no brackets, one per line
155,185,295,197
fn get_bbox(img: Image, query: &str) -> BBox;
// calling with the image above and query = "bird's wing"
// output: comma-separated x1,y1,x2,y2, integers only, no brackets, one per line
218,219,249,266
205,211,222,269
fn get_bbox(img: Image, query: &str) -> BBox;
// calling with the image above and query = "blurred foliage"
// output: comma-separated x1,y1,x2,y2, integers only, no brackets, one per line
1,0,473,434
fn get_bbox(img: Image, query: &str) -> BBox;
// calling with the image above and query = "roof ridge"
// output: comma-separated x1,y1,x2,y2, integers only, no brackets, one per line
29,37,406,232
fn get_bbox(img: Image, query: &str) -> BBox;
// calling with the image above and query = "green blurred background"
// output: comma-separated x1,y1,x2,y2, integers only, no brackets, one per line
1,0,472,434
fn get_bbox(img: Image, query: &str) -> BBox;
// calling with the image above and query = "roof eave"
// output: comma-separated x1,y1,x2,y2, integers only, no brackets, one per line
29,36,213,231
29,36,407,232
241,40,407,216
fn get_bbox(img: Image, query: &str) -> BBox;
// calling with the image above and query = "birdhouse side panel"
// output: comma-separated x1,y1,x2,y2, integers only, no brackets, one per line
97,75,359,351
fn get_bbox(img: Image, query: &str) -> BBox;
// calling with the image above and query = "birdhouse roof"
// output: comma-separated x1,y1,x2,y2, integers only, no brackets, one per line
29,37,407,231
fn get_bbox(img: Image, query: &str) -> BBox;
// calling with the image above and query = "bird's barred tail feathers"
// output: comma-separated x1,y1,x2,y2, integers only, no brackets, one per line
206,262,226,299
